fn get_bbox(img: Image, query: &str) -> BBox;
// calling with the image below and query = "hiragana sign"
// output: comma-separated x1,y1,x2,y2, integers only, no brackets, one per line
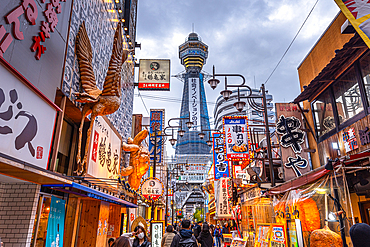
213,132,230,180
149,109,165,165
223,116,251,161
275,103,311,181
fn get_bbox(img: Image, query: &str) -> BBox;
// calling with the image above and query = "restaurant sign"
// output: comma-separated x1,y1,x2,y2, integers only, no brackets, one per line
87,116,121,180
275,103,311,181
138,59,170,90
216,177,232,218
223,116,251,161
213,132,230,180
149,109,165,165
139,177,164,201
0,61,57,169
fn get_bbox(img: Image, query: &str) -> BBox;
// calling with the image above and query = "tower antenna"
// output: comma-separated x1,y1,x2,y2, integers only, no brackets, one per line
192,23,194,33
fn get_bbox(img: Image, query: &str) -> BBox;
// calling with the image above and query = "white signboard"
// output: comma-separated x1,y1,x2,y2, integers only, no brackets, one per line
87,116,121,180
216,177,232,218
0,64,56,169
189,77,200,131
151,222,163,247
179,174,206,182
140,177,164,201
184,164,208,173
138,59,170,90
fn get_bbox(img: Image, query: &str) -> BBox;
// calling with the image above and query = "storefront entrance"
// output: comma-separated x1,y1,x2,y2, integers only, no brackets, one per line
359,201,370,224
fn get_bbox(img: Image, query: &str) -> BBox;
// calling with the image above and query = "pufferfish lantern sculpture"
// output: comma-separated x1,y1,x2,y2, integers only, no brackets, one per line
121,129,150,190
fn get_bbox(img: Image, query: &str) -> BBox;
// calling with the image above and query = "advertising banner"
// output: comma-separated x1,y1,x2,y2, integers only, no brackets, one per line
149,109,165,165
213,132,230,180
178,174,206,182
45,196,66,247
215,177,232,218
151,221,164,247
87,116,121,180
334,0,370,49
275,103,311,181
189,77,200,131
223,116,251,161
139,177,164,201
0,64,57,169
184,164,208,173
138,59,170,90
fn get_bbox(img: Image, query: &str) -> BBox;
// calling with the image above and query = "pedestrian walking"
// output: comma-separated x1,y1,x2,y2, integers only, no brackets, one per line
214,225,222,247
350,223,370,247
162,225,176,247
170,220,197,247
197,223,213,247
193,221,202,238
112,236,131,247
132,225,151,247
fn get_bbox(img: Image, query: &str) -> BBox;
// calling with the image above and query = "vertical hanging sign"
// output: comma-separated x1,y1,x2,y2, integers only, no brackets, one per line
45,196,66,247
213,132,229,180
223,116,251,161
189,77,200,131
149,109,165,165
216,177,232,218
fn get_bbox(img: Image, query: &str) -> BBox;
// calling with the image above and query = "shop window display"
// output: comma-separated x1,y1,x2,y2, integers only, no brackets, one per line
312,90,336,137
31,196,51,247
333,67,364,124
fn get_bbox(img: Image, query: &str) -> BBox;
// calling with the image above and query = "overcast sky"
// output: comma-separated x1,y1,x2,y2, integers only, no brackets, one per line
133,0,340,155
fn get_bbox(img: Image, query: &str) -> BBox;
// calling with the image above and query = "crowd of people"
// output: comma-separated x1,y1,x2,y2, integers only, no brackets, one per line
108,220,231,247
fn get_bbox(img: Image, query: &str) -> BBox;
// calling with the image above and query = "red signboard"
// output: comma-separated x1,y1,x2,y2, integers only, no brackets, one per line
91,130,99,162
139,177,164,201
223,116,251,161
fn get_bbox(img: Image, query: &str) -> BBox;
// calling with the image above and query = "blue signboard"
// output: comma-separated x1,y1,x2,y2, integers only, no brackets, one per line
149,109,165,164
213,132,230,180
45,196,66,247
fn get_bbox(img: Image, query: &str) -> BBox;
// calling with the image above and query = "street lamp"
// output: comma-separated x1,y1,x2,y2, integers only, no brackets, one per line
198,132,206,139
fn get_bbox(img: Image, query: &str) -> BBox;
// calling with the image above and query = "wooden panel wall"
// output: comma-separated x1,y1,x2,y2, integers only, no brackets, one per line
96,201,110,247
63,197,80,246
108,204,122,238
77,200,100,246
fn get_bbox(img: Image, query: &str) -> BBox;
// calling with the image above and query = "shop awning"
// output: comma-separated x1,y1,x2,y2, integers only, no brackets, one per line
43,182,137,208
343,150,370,166
293,34,367,103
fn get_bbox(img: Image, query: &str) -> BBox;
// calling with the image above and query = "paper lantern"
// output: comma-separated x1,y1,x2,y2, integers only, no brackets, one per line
295,198,321,232
310,226,342,247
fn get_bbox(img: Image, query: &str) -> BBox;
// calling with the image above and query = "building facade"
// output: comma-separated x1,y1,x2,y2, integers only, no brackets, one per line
0,0,139,246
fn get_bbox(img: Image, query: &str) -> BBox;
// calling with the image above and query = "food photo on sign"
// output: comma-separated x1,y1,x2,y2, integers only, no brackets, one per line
223,116,251,161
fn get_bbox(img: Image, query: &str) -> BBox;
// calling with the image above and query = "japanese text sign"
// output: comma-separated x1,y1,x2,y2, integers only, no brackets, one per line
139,59,170,90
151,222,164,247
189,77,200,131
213,132,230,180
149,109,165,165
334,0,370,49
223,116,251,161
216,177,232,218
87,116,121,180
45,196,66,247
343,127,358,153
0,63,56,169
139,177,164,201
275,103,311,181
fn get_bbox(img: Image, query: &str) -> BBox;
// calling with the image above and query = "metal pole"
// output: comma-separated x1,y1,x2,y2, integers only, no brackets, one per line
333,188,348,247
262,84,275,187
165,166,169,226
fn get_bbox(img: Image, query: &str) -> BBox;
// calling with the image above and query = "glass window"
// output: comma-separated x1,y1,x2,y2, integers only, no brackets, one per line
360,52,370,104
333,67,363,123
312,90,335,137
55,120,73,175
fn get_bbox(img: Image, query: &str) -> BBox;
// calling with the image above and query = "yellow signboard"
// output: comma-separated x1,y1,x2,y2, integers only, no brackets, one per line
334,0,370,48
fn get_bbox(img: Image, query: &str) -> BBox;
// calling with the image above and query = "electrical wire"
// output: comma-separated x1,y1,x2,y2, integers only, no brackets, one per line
264,0,320,85
135,93,217,106
137,90,149,115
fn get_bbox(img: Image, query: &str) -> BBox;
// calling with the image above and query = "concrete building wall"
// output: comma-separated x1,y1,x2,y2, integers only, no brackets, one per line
0,183,40,247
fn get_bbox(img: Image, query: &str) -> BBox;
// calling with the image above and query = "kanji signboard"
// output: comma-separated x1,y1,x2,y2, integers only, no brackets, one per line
0,61,57,169
213,132,230,180
275,103,311,181
215,177,232,218
149,109,165,165
138,59,170,90
189,77,200,131
223,116,251,161
87,116,121,180
343,127,358,152
334,0,370,49
139,177,164,201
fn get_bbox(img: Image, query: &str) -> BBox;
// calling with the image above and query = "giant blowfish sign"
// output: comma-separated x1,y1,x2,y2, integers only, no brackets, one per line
334,0,370,48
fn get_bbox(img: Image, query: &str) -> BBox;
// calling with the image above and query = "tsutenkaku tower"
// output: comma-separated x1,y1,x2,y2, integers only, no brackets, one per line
175,32,211,155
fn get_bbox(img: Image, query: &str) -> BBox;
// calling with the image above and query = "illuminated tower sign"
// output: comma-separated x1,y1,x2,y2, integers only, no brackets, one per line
175,33,211,155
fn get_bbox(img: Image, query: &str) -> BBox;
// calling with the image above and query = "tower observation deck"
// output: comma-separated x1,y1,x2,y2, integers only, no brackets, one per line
175,32,212,158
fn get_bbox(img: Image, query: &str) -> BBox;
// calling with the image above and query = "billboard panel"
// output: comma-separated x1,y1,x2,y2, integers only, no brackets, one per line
213,132,230,180
138,59,170,90
149,109,165,165
223,116,251,161
189,77,200,131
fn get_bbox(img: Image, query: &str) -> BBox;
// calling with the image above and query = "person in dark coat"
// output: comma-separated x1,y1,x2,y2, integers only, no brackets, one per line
132,225,151,247
197,223,214,247
350,223,370,247
170,220,197,247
